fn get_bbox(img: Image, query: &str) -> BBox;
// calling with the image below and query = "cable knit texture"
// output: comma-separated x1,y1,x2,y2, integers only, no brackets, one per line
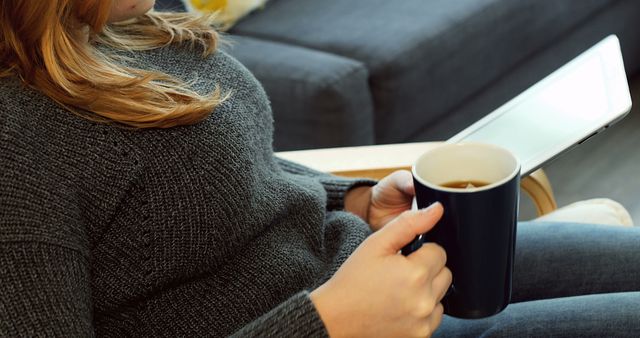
0,43,375,336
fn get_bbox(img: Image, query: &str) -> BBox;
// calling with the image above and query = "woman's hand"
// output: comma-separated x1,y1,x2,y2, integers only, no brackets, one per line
365,170,416,231
311,203,451,338
369,170,415,232
344,170,415,232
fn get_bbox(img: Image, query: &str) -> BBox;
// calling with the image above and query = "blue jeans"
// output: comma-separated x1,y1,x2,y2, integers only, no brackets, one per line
434,222,640,337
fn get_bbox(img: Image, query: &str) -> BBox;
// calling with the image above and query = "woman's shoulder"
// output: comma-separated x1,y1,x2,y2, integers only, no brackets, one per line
0,75,90,132
0,75,67,128
0,74,139,190
122,43,265,98
0,75,43,105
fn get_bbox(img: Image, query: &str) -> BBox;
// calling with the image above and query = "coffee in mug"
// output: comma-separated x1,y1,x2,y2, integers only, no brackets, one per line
440,180,490,189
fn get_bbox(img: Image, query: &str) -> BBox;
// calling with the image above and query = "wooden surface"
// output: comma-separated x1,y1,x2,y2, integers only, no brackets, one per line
277,142,439,174
278,142,558,216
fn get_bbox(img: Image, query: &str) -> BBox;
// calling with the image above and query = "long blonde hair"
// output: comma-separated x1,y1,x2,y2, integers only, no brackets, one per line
0,0,223,128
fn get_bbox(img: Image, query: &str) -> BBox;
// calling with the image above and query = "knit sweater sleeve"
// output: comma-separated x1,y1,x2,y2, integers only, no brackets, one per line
275,157,377,210
0,242,94,337
229,292,328,337
1,116,94,336
1,183,94,336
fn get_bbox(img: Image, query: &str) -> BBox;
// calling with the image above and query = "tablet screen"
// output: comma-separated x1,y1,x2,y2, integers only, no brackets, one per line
449,36,630,176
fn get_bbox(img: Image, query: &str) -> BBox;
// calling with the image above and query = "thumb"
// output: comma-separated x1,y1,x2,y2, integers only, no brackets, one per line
401,175,415,197
370,202,444,254
389,170,415,196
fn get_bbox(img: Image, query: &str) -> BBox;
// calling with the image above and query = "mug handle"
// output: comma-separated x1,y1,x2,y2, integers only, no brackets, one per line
401,234,424,256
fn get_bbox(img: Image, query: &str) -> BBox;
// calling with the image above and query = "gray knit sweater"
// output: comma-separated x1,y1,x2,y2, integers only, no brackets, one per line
0,44,374,336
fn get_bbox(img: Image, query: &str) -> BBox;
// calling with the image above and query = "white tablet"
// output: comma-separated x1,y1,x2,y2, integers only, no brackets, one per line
447,35,632,176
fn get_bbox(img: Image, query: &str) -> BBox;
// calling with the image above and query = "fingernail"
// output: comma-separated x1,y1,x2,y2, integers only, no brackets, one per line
421,201,442,213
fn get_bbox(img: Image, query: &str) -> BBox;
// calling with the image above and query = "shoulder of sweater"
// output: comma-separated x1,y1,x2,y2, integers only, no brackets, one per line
0,77,141,245
0,76,138,168
106,43,263,92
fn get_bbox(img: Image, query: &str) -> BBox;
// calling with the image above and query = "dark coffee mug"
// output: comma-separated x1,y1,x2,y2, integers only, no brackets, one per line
403,142,520,319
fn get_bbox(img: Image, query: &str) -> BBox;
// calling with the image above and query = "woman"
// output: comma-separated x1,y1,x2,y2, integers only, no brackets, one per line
0,1,638,337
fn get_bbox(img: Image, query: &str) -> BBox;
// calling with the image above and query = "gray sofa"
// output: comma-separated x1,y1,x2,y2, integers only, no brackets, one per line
157,0,640,151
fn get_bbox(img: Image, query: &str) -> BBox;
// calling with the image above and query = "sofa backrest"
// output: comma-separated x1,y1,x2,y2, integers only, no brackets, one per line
155,0,186,11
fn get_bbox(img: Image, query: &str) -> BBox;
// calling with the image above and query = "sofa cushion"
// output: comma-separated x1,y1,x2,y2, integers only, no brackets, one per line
231,0,618,143
223,35,375,150
414,0,640,141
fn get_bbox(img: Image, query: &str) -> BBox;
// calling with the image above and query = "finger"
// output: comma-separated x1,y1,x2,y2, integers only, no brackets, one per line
432,267,453,302
426,303,444,337
369,202,444,254
406,243,447,278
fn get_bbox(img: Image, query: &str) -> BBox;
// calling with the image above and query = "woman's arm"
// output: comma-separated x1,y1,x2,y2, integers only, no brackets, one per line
229,292,328,337
276,158,417,232
232,204,450,338
1,124,96,336
275,157,376,212
0,242,94,336
343,185,372,221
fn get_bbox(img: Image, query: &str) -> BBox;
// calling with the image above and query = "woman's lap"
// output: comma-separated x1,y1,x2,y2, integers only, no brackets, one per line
435,221,640,337
436,291,640,337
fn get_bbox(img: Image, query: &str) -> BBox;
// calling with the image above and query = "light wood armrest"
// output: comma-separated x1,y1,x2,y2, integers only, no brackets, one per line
521,170,558,216
276,142,558,216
